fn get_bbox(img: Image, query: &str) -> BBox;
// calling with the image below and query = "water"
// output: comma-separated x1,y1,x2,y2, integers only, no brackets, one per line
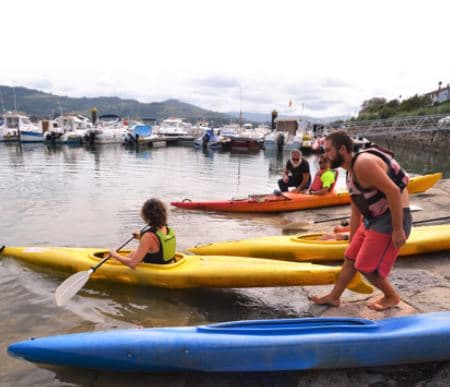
0,142,447,385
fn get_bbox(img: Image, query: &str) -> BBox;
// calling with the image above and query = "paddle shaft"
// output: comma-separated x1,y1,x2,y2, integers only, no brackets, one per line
314,215,349,224
91,235,135,272
91,225,150,272
413,216,450,226
314,206,424,225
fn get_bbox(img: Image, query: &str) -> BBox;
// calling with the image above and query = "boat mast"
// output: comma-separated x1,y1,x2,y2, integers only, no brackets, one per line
0,91,5,114
239,87,242,128
13,84,17,113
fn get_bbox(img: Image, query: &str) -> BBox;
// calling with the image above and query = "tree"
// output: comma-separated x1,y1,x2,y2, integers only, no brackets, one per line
360,97,386,114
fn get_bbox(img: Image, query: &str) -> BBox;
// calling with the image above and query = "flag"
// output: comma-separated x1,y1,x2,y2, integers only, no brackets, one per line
288,99,293,108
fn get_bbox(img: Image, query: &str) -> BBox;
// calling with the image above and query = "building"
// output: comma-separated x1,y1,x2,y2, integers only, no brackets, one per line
424,83,450,105
274,116,311,135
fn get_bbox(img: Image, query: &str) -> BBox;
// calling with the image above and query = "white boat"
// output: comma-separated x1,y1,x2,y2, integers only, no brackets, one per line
44,115,92,144
0,112,21,142
122,122,166,147
155,118,193,137
2,112,46,142
264,130,302,151
85,114,128,144
193,127,231,150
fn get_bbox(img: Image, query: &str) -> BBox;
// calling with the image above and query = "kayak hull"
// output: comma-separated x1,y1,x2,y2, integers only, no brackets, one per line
0,247,371,292
8,312,450,371
188,225,450,261
171,173,442,213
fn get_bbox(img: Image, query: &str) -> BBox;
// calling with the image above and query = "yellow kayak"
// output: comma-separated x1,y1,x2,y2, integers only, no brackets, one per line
188,225,450,262
0,247,372,293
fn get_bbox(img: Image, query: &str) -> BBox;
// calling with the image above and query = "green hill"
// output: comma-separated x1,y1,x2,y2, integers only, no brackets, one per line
0,85,232,125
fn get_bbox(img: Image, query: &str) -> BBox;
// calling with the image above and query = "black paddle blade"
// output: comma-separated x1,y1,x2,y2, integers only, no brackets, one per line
0,246,5,253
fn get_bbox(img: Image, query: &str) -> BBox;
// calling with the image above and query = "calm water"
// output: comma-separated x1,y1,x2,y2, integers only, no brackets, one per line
0,141,448,385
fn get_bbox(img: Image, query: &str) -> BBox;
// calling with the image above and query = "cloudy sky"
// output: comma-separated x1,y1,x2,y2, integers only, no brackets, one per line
1,0,448,118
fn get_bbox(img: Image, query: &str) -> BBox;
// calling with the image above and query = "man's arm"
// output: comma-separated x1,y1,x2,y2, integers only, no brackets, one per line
298,171,310,191
354,156,405,248
349,201,362,241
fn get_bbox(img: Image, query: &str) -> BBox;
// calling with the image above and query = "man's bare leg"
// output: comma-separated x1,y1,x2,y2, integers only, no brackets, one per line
310,259,356,307
363,272,400,311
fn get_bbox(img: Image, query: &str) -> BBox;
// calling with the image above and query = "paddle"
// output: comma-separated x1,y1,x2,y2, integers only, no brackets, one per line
412,215,450,225
233,190,292,202
282,204,424,233
54,225,149,307
272,189,292,200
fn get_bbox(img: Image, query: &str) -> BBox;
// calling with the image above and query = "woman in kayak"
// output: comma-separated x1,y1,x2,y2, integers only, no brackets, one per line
110,198,177,268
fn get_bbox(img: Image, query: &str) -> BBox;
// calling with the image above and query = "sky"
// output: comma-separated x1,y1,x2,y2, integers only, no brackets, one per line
1,0,448,118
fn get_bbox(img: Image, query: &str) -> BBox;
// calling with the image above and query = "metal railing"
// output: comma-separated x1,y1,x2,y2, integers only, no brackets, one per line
345,114,450,137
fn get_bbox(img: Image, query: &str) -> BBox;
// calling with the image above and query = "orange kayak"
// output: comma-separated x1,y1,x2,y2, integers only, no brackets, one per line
170,173,442,213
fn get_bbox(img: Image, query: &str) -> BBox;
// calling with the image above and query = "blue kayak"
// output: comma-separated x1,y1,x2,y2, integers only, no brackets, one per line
8,312,450,372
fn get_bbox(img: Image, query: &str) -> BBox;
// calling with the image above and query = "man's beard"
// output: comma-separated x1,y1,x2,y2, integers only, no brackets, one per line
330,153,344,169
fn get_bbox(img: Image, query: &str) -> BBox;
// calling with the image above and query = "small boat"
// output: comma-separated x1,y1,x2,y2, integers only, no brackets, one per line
122,123,166,147
45,115,91,144
171,173,442,213
154,117,197,144
8,312,450,371
85,114,128,144
0,112,21,142
1,112,45,142
193,127,231,150
0,247,372,292
189,224,450,261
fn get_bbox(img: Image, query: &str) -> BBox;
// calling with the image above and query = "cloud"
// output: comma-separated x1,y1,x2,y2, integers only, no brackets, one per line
193,76,241,90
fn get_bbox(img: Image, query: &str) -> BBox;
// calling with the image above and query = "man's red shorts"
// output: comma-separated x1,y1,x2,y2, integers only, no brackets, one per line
344,224,399,279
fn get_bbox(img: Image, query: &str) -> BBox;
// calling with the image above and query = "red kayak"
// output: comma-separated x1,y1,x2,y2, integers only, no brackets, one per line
171,173,442,213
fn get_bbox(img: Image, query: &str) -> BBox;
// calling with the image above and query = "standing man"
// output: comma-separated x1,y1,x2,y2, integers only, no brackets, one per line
278,150,311,192
311,131,412,311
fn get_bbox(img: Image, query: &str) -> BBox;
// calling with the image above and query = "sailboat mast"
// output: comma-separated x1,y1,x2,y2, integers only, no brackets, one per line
239,87,242,128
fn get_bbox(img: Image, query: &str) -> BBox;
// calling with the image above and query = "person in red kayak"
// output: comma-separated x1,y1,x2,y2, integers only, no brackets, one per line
278,150,311,193
307,155,337,195
311,131,412,311
110,198,177,267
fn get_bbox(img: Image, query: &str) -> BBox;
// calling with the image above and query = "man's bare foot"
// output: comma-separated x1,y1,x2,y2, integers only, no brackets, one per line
368,294,400,311
309,294,340,307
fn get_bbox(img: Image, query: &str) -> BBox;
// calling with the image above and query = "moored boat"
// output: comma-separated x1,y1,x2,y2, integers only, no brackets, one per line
8,312,450,371
85,114,128,144
122,123,166,147
188,224,450,261
0,112,21,142
0,246,372,292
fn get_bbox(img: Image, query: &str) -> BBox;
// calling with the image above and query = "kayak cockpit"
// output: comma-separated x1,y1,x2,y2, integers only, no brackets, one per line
291,234,347,245
89,251,186,267
198,316,377,335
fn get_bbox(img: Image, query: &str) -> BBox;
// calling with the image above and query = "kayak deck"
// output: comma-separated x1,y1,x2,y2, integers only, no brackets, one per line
171,173,442,213
8,312,450,372
188,224,450,261
0,246,372,292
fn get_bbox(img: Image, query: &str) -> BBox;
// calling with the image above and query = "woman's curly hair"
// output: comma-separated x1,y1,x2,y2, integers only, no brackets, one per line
141,198,168,228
